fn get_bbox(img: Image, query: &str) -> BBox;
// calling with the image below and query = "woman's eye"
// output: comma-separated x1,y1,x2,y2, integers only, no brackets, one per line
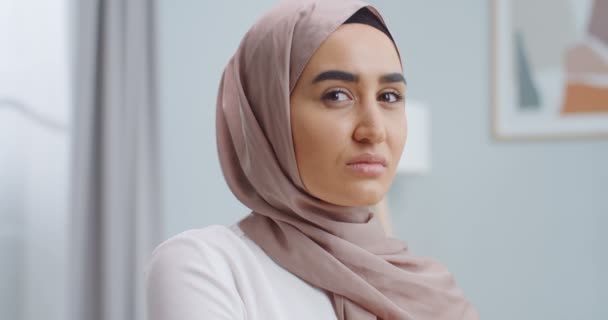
378,92,403,103
322,90,351,102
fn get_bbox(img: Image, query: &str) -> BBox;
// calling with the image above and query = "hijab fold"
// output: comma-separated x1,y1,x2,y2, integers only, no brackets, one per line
216,1,478,319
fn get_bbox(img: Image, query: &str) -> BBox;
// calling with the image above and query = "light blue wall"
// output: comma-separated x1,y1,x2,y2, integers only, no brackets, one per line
157,0,278,235
157,1,608,318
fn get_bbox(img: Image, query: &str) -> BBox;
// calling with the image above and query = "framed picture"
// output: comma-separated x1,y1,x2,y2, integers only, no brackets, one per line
492,0,608,140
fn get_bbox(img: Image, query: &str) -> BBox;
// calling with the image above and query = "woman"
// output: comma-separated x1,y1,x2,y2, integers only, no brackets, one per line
146,1,478,319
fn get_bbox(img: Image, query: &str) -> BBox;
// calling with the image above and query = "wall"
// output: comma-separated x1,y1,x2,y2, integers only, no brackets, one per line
157,0,278,234
157,1,608,318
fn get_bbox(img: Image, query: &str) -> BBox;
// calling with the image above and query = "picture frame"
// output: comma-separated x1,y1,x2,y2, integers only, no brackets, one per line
492,0,608,140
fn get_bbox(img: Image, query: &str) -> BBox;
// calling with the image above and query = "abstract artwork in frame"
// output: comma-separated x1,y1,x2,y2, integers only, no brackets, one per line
492,0,608,140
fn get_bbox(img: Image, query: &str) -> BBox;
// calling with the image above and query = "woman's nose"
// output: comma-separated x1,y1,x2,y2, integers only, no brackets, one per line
352,99,386,145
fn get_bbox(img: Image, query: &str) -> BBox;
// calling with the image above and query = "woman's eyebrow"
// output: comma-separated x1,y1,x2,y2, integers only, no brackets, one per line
379,73,407,85
312,70,406,85
312,70,358,84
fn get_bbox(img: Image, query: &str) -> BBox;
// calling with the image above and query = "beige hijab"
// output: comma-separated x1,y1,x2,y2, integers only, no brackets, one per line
216,0,478,319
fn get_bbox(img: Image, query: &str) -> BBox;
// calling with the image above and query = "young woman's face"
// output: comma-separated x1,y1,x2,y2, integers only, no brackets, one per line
290,23,407,207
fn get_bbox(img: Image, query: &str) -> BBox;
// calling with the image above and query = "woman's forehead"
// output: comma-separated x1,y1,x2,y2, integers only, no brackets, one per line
304,24,401,73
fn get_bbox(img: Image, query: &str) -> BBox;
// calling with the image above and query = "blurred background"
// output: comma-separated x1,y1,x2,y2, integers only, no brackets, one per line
1,0,607,319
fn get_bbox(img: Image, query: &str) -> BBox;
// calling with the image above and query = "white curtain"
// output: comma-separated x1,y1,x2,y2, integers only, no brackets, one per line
70,0,162,320
1,1,73,319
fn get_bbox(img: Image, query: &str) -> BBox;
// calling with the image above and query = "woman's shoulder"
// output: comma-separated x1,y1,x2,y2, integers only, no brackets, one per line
152,224,245,250
145,224,251,320
147,224,249,274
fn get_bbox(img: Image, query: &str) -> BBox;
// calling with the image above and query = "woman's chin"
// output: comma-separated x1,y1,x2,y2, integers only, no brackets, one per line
352,195,384,207
307,178,389,207
339,181,387,207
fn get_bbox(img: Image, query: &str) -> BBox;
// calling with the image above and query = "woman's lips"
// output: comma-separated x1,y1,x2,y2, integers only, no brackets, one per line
346,153,388,177
346,162,386,177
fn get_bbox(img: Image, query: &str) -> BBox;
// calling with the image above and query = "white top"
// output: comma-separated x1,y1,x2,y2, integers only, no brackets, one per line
145,224,338,320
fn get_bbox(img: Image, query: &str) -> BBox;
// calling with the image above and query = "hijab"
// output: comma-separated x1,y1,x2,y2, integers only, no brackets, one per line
216,0,478,319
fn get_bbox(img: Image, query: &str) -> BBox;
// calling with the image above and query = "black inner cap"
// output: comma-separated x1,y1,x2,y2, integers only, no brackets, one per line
343,7,394,42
